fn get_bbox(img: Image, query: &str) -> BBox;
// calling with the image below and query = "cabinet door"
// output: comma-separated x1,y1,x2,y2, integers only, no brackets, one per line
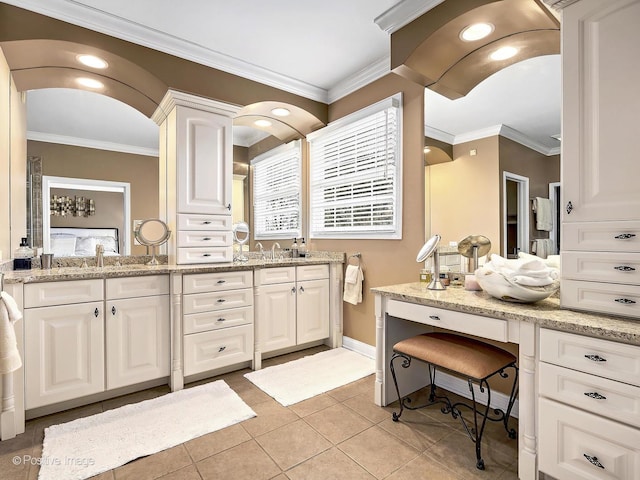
256,282,296,353
176,105,232,215
106,295,170,390
296,279,329,344
25,302,104,409
562,0,640,223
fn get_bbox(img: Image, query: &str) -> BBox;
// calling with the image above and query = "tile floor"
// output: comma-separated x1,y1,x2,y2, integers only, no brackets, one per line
0,346,519,480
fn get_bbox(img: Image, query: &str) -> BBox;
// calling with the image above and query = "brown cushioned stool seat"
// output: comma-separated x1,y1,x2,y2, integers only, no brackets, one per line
389,331,518,470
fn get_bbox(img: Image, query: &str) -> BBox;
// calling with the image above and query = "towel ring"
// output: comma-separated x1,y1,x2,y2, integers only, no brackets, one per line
348,253,361,266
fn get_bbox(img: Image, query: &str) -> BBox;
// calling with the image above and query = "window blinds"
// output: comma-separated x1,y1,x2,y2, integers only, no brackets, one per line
308,95,402,239
252,140,302,239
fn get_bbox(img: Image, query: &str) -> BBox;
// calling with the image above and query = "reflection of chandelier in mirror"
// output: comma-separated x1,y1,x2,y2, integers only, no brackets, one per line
50,195,95,217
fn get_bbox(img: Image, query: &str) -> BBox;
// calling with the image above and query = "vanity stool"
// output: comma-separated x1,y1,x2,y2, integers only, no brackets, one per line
390,332,518,470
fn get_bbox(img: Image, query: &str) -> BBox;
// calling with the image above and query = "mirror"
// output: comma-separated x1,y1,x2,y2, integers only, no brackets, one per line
232,221,250,262
134,219,170,265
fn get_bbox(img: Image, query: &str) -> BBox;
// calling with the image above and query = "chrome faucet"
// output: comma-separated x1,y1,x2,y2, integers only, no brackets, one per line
271,242,281,261
254,242,266,260
96,243,104,268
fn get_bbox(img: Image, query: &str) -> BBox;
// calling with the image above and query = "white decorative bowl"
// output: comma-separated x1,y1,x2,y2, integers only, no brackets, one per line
475,270,559,303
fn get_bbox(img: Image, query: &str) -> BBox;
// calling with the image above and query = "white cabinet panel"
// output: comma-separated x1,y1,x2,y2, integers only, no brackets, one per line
183,324,253,376
106,295,170,390
183,270,252,294
297,279,329,344
177,246,233,264
562,280,640,320
24,279,103,308
563,251,640,285
184,306,253,334
255,267,296,286
563,222,640,252
257,282,296,353
183,288,253,315
25,302,105,409
105,275,169,300
297,264,329,282
177,214,232,231
177,230,233,248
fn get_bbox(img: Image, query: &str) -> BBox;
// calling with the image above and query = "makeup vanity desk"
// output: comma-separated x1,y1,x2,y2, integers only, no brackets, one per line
372,283,640,480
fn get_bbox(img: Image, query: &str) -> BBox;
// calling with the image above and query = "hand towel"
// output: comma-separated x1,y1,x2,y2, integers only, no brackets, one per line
533,197,553,231
0,291,23,374
343,265,364,305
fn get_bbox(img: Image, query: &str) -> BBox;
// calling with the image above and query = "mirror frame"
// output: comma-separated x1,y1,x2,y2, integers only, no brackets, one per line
43,175,132,255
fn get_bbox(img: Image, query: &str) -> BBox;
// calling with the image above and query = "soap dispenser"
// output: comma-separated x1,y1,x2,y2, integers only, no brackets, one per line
299,238,307,257
13,237,34,270
291,238,298,258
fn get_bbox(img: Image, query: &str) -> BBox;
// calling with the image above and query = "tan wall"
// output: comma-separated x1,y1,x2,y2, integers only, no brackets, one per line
28,141,159,255
499,137,560,246
429,136,501,257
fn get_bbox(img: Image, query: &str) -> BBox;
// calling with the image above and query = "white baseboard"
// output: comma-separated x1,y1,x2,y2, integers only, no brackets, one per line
342,336,519,418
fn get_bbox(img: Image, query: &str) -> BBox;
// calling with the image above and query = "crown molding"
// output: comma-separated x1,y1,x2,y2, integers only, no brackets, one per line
328,56,390,103
498,125,559,156
542,0,581,10
27,131,159,157
453,125,503,145
152,89,242,124
424,125,455,144
375,0,446,33
3,0,329,103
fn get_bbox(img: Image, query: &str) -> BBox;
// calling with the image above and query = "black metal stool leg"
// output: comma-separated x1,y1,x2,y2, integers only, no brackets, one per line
390,352,411,421
502,365,519,439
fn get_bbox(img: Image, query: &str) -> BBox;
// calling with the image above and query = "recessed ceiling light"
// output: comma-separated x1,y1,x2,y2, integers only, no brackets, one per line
77,54,108,69
424,147,431,154
271,107,290,117
551,134,561,141
254,119,272,128
490,46,518,61
76,77,104,89
460,23,494,42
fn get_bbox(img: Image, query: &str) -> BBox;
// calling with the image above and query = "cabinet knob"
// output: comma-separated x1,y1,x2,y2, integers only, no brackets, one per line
428,315,441,321
584,354,607,362
583,454,604,469
614,265,636,272
111,305,116,315
566,201,573,214
614,233,636,240
227,203,231,211
584,392,607,400
614,298,636,305
291,287,296,294
299,286,305,293
94,307,99,317
218,346,226,353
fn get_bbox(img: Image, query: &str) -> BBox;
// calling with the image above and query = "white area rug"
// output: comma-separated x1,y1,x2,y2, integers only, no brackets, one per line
39,380,256,480
244,348,375,406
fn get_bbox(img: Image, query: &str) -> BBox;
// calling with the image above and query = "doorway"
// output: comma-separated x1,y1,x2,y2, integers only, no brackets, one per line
503,172,529,258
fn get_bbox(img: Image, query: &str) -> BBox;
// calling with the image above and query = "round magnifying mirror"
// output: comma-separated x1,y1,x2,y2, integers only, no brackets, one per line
134,219,171,265
416,234,441,262
232,222,250,262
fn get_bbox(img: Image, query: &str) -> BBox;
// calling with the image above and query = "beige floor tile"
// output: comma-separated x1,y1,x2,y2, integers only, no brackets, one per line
255,420,331,470
241,400,299,437
113,445,192,480
384,453,463,480
196,440,281,480
286,447,375,480
305,404,372,444
288,393,337,418
326,378,371,403
338,426,420,480
101,385,171,412
341,393,389,424
377,408,457,451
231,381,276,407
157,464,201,480
184,423,251,462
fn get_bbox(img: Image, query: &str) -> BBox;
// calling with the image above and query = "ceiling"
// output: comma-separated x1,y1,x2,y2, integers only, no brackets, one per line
13,0,561,155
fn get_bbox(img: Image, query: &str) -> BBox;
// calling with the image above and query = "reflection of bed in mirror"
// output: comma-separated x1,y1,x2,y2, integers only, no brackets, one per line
49,227,120,257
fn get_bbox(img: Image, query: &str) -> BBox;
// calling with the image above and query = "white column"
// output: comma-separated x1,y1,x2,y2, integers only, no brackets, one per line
518,321,537,480
169,272,184,391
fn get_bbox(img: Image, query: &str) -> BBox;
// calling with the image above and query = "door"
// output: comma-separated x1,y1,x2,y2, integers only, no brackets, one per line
503,172,530,258
25,302,105,409
256,282,296,353
106,295,170,390
296,279,330,344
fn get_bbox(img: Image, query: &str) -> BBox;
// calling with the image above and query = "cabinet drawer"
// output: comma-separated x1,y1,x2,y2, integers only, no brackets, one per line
563,221,640,252
297,264,329,281
562,252,640,285
177,246,233,264
539,362,640,428
177,213,232,231
386,299,508,342
106,275,169,300
183,288,253,314
183,324,253,376
255,266,295,285
25,279,103,308
540,329,640,387
539,398,640,480
183,270,253,294
561,279,640,319
177,230,232,248
184,306,253,334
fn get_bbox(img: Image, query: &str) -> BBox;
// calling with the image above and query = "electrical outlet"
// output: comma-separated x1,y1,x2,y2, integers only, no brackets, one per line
470,149,477,156
133,220,143,245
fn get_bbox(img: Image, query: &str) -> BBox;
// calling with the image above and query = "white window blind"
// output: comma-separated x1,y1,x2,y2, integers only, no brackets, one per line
308,94,402,239
252,140,302,240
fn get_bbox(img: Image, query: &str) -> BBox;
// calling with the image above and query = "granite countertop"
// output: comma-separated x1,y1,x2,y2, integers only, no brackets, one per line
2,252,344,285
372,282,640,346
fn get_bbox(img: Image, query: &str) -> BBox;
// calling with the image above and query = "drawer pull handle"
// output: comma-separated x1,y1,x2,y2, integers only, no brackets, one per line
217,318,226,322
111,306,116,315
227,203,231,211
585,354,606,362
566,201,573,214
299,286,305,293
218,346,226,353
203,237,212,241
216,299,226,303
614,265,636,271
429,315,441,320
614,233,636,240
94,308,99,318
614,298,636,305
584,392,607,400
203,253,212,257
217,280,226,284
583,454,604,469
203,221,212,225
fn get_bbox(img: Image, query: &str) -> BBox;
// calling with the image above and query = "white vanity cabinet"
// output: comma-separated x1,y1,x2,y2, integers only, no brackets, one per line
182,271,254,376
538,328,640,480
24,279,105,409
255,265,329,359
105,276,170,390
560,0,640,317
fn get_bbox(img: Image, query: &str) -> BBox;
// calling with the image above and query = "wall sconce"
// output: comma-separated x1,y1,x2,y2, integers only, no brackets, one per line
50,195,95,217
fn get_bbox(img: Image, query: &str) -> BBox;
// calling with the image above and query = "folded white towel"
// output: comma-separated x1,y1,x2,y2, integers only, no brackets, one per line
343,265,364,305
533,197,553,231
483,254,559,287
0,291,23,374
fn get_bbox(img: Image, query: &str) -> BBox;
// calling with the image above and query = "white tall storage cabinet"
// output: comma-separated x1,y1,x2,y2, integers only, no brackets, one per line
153,90,240,265
560,0,640,318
